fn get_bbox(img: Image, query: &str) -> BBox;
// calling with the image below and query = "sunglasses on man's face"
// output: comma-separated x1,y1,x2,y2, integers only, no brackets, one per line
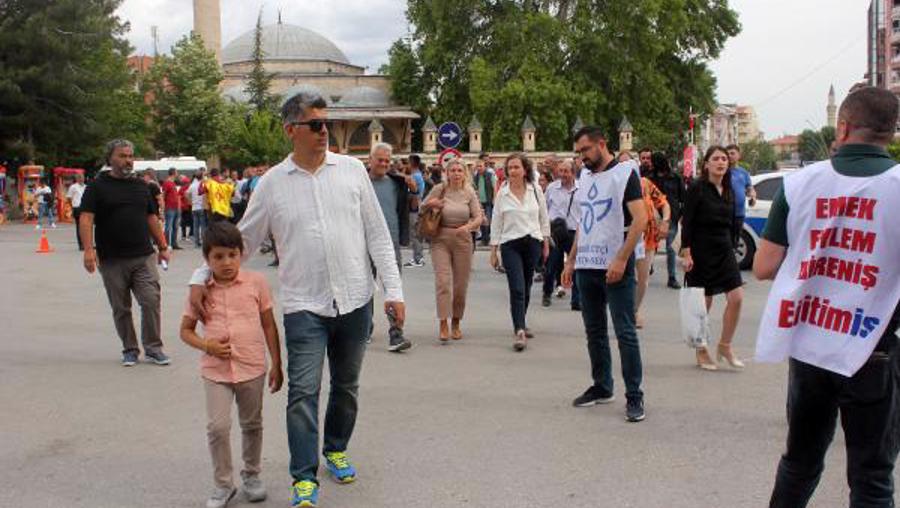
290,119,331,133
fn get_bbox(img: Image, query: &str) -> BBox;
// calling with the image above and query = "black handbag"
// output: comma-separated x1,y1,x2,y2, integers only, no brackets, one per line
550,190,575,246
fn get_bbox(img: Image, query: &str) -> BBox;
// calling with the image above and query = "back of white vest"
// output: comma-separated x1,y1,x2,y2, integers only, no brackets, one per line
755,160,900,376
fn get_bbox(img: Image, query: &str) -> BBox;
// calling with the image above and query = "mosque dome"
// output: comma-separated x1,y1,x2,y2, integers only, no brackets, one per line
222,23,350,65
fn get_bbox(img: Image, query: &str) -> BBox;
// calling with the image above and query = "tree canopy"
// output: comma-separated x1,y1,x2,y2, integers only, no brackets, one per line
797,126,835,162
145,33,226,159
384,0,741,153
0,0,147,168
244,12,277,113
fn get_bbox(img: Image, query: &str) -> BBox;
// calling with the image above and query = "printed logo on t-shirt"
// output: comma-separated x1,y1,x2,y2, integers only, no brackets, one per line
579,182,613,234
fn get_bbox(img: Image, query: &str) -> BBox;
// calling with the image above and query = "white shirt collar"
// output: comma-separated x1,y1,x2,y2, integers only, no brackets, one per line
283,151,339,175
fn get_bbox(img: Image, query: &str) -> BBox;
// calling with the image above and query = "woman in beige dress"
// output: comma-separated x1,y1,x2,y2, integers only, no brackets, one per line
422,158,484,342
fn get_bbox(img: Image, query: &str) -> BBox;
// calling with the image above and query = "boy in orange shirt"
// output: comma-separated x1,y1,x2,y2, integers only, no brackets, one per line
180,221,283,508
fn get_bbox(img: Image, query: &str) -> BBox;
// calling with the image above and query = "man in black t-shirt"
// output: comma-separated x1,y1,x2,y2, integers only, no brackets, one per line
79,139,172,367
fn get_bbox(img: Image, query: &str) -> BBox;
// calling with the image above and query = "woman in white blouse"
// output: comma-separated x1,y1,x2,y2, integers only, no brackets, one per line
490,153,551,352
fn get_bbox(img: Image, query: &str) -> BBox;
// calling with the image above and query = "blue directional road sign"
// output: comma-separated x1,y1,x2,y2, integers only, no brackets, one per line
438,121,463,149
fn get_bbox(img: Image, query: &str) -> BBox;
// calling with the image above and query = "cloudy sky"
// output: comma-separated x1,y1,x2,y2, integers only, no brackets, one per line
118,0,869,139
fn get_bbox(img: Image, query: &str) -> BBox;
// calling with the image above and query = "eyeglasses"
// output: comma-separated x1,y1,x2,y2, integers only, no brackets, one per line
290,119,331,133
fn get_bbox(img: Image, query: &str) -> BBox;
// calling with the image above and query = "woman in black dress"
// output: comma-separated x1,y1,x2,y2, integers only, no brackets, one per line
681,146,745,371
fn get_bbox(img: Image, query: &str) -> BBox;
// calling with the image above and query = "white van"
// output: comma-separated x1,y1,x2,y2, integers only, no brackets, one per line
133,157,207,180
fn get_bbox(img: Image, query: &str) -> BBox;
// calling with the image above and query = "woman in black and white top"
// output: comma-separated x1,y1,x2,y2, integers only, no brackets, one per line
490,153,551,352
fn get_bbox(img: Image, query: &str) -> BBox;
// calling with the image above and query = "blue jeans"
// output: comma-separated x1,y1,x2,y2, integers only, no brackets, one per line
38,202,55,227
665,221,679,282
284,301,372,482
500,236,541,332
192,210,207,247
164,209,179,247
479,202,492,244
575,257,644,401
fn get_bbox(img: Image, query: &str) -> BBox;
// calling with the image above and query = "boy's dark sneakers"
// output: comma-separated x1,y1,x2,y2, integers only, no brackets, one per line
122,351,138,367
388,334,412,352
145,351,171,365
572,387,615,407
626,398,646,422
386,310,411,352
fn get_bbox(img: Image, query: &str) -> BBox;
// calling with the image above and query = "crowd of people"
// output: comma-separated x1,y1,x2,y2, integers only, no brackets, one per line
67,86,900,508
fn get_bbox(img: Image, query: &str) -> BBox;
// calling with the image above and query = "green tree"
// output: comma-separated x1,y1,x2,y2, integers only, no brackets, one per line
739,139,777,173
798,127,835,162
146,33,225,159
887,140,900,161
0,0,148,168
385,0,740,153
244,12,276,112
220,104,290,168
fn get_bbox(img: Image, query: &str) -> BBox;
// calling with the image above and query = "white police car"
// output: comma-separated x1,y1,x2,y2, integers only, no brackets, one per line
735,169,797,270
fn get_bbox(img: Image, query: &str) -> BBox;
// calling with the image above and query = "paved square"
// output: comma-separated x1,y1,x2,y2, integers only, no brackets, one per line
1,224,891,507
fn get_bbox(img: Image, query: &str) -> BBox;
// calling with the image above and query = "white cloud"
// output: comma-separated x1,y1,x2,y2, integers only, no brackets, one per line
709,0,866,138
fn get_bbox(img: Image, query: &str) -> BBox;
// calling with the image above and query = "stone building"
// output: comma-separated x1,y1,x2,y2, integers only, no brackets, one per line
192,1,418,154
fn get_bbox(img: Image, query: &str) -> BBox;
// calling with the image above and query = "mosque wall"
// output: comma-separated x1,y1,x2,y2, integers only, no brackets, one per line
223,60,364,76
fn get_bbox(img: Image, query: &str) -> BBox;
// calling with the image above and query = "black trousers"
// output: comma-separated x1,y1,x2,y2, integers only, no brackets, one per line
770,339,900,508
499,236,541,332
73,207,83,250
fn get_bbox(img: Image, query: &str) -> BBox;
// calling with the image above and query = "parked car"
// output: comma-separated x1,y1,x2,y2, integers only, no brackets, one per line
735,169,797,270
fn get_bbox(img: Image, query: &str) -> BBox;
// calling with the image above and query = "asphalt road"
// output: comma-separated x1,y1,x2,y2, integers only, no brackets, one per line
1,223,890,508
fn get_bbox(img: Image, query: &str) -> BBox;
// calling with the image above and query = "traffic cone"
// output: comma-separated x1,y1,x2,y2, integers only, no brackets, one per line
36,230,53,253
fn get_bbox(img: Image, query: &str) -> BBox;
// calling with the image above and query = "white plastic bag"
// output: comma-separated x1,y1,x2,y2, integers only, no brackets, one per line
679,286,710,349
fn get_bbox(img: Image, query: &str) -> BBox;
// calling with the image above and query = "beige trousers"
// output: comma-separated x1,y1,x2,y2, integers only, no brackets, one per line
430,227,474,319
204,375,265,488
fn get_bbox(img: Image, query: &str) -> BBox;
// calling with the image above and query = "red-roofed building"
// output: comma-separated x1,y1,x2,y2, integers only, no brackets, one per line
770,135,800,161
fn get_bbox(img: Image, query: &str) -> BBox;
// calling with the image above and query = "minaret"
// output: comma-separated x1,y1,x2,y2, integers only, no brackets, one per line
193,0,222,63
827,85,837,129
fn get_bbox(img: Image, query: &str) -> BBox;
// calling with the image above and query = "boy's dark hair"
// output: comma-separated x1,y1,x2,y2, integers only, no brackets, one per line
209,167,220,177
203,221,245,257
725,144,741,152
409,154,421,168
167,167,178,176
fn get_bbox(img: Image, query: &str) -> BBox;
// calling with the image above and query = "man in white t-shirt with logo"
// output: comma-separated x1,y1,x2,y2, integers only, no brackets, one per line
67,174,87,250
562,126,648,423
754,86,900,507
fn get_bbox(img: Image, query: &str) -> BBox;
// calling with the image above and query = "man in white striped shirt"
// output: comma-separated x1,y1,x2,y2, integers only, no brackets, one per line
189,92,404,508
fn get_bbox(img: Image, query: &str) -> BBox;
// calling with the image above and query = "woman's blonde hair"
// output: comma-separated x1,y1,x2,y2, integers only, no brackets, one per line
444,157,473,189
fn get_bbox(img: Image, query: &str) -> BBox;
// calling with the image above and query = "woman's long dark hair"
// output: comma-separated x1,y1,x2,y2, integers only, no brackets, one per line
650,152,671,176
700,145,733,203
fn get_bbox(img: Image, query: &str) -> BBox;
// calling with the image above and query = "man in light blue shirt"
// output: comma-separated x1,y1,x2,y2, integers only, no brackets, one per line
726,144,756,244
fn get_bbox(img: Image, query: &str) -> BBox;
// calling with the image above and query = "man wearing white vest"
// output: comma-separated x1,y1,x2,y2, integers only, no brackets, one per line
754,86,900,508
562,126,648,423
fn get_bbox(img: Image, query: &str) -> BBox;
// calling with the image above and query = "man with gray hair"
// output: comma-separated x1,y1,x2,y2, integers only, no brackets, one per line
79,139,172,367
188,92,405,508
367,142,413,353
